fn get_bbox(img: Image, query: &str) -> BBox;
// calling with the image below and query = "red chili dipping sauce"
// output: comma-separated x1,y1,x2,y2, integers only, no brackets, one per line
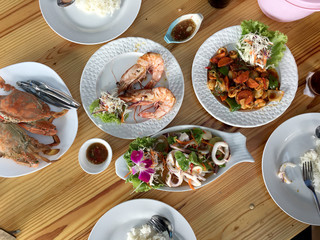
86,143,108,164
171,19,196,41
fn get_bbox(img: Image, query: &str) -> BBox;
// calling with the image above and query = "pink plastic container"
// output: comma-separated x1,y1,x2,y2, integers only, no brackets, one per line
258,0,320,22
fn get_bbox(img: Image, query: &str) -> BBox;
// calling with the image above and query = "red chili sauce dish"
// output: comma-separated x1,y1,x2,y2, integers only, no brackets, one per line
171,19,196,41
86,143,108,164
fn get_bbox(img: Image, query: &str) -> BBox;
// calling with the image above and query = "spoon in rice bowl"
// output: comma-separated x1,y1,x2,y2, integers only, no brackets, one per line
315,126,320,139
57,0,75,7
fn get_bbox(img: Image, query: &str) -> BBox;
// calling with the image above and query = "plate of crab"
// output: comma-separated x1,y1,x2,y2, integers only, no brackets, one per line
80,37,184,139
0,62,78,178
115,125,254,192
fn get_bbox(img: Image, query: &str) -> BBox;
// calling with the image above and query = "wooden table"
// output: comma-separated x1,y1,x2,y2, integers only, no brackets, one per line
0,0,319,239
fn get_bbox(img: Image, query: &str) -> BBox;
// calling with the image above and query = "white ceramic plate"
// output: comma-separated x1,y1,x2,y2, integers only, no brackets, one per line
115,125,254,192
192,25,298,128
0,62,78,178
39,0,141,45
88,199,196,240
262,113,320,225
80,37,184,139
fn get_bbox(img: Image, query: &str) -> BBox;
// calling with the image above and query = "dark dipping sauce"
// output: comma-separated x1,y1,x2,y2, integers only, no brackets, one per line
86,143,108,165
309,71,320,95
171,19,196,41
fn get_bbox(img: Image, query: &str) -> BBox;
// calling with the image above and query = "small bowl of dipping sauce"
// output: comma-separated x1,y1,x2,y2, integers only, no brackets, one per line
78,138,112,174
164,13,203,44
308,71,320,95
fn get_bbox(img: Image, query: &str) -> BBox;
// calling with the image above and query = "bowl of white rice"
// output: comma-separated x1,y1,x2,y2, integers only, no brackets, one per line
39,0,141,44
75,0,121,17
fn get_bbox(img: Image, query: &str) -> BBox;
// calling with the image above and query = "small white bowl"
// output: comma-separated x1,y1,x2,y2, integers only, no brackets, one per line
78,138,112,174
164,13,203,44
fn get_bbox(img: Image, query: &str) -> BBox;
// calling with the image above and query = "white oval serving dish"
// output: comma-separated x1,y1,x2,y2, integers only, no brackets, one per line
115,125,254,192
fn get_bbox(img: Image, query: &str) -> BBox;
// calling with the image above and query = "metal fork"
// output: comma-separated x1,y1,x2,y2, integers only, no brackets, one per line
302,161,320,215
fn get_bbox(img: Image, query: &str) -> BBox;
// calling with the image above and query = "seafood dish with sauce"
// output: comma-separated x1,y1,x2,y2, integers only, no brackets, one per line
207,20,287,111
0,77,66,167
123,128,230,192
90,52,176,123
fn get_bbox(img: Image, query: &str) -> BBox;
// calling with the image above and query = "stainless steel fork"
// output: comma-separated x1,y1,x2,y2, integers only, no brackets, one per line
303,161,320,215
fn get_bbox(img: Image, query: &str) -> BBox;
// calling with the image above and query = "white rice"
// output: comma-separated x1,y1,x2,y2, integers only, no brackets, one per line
300,139,320,192
75,0,121,16
127,224,167,240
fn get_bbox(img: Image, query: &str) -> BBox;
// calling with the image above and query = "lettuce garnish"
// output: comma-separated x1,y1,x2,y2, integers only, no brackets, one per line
240,20,288,67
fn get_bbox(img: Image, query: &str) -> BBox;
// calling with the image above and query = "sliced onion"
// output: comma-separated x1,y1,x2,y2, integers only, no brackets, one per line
169,144,191,153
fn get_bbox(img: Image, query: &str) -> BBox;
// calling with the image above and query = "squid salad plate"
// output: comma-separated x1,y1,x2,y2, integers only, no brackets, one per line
192,24,298,127
80,37,184,139
0,62,78,178
115,125,254,192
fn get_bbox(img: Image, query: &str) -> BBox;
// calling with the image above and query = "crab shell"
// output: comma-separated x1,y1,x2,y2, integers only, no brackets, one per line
0,122,58,167
0,88,68,136
0,88,53,123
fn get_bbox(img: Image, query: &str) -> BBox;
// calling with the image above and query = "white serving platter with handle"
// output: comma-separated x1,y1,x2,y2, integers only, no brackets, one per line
115,125,254,192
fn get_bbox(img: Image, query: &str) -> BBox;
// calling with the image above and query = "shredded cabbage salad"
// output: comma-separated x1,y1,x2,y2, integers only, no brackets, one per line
90,91,130,124
237,33,273,69
237,20,288,69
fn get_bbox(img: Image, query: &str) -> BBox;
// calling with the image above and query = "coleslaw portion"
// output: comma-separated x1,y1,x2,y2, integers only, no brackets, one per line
90,90,130,124
237,33,273,69
237,20,288,69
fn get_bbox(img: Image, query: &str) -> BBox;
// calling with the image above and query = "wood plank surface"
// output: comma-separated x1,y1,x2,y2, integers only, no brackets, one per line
0,0,319,239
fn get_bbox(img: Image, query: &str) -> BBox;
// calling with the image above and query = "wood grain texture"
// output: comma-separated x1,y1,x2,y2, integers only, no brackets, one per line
0,0,319,239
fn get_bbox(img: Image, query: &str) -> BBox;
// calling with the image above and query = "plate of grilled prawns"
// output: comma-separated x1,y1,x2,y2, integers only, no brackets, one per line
0,62,78,178
80,37,184,139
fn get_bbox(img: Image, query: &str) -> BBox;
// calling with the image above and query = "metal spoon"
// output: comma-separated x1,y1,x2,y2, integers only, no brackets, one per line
57,0,75,7
315,125,320,138
147,215,174,239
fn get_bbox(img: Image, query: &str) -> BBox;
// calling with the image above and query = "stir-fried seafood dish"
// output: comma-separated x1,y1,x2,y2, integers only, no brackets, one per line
207,20,287,112
90,52,176,123
123,128,230,192
0,77,66,167
207,47,284,111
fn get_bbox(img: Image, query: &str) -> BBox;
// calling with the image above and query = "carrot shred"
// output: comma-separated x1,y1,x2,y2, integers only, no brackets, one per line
176,139,193,145
188,179,195,190
201,163,207,171
120,111,125,123
201,139,214,147
124,170,131,178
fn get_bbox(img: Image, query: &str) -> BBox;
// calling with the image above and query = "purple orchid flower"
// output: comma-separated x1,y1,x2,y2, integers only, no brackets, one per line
130,150,155,183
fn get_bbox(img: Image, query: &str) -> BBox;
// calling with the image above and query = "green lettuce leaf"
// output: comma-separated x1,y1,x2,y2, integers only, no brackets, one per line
174,151,189,171
89,99,121,124
123,137,164,192
240,20,288,67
